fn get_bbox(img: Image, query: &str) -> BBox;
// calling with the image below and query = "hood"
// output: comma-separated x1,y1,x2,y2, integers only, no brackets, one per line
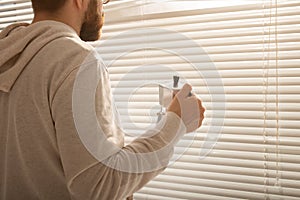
0,20,78,93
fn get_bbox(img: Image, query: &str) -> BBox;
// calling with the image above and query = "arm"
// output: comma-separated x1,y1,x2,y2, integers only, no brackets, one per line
51,53,203,200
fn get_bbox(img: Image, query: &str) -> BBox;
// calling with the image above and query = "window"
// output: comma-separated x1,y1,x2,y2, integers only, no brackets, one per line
1,0,299,199
0,0,33,30
97,0,300,199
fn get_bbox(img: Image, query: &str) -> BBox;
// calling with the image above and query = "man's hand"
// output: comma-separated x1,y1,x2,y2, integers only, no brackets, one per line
168,84,205,133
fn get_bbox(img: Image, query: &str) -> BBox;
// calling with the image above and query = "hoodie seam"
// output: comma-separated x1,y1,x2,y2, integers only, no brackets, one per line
49,58,99,109
49,67,80,109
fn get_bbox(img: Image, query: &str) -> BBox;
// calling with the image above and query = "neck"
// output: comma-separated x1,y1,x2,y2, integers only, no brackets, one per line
32,11,82,35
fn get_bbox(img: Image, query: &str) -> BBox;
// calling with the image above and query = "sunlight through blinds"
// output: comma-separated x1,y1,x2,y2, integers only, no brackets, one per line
0,0,33,30
97,0,300,199
1,0,299,199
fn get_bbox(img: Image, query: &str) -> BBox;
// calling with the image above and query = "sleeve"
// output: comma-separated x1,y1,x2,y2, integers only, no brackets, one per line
51,53,186,200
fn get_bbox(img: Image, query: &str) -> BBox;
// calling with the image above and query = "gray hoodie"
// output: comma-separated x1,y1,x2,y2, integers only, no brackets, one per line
0,21,184,200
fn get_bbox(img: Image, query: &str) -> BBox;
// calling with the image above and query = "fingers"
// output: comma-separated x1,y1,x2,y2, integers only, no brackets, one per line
170,83,206,132
188,98,205,128
177,83,192,99
198,99,205,128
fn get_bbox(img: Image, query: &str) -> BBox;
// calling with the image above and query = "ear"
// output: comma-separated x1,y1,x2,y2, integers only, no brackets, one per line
73,0,89,11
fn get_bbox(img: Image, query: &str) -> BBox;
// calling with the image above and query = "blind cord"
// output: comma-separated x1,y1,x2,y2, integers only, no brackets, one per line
274,0,282,193
262,0,271,199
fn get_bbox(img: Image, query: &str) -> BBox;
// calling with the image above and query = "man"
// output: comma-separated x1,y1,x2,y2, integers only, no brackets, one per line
0,0,205,199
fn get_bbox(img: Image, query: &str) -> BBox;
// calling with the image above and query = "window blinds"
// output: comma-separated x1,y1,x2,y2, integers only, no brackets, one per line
97,0,300,199
0,0,33,30
1,0,299,199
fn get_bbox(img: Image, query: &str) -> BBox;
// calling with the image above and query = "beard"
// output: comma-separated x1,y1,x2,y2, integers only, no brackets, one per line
79,0,104,42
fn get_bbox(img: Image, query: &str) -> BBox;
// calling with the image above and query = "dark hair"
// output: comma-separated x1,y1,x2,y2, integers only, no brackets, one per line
31,0,66,12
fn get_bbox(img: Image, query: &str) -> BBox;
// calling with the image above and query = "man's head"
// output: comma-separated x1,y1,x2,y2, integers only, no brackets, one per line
31,0,106,41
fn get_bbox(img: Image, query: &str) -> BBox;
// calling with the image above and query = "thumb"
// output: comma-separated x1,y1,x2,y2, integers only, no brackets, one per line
177,83,192,99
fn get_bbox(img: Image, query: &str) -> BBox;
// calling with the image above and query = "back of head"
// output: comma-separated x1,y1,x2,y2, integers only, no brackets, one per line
31,0,66,12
